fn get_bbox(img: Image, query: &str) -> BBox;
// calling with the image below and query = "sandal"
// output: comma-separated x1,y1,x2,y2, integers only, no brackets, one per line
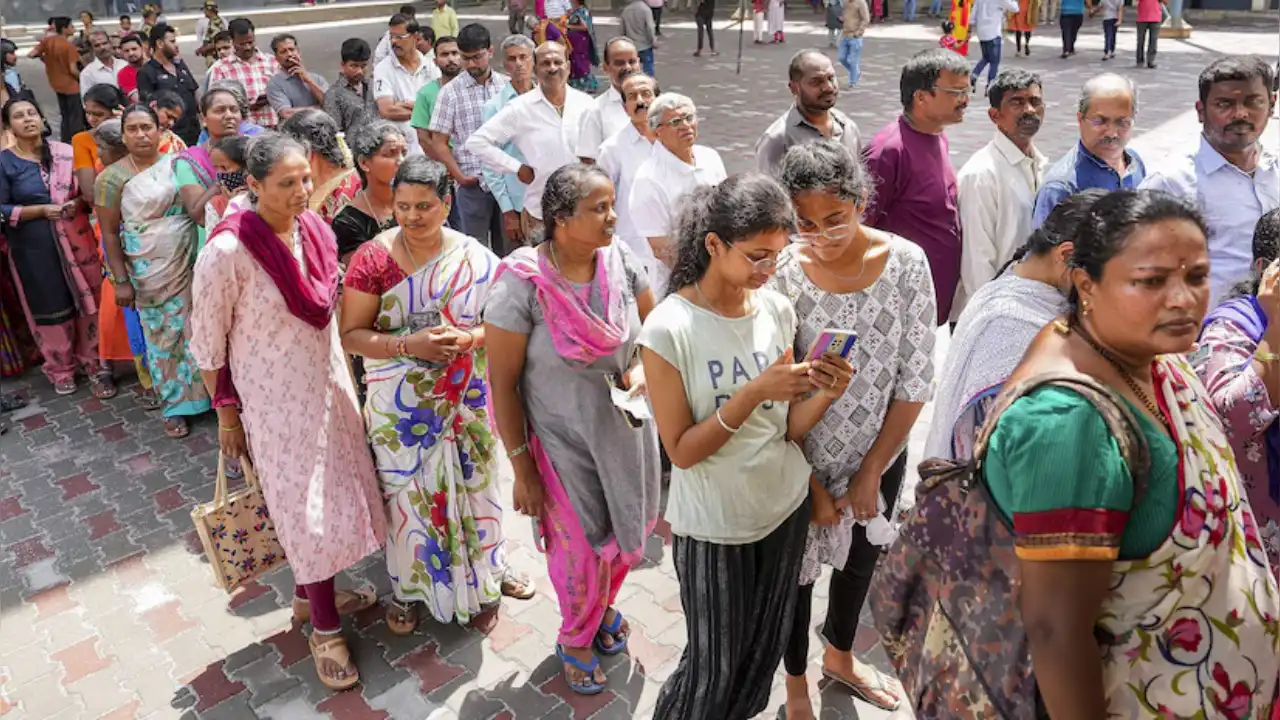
309,633,360,692
556,644,606,696
91,373,118,400
821,662,903,711
500,569,536,600
135,389,162,410
385,599,419,636
594,609,629,656
164,416,189,439
54,379,77,396
292,585,378,625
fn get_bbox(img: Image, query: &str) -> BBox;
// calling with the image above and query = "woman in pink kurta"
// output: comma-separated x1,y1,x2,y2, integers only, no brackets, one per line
189,134,386,693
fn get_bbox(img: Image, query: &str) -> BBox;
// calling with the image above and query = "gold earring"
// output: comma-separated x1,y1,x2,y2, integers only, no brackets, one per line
1081,300,1092,317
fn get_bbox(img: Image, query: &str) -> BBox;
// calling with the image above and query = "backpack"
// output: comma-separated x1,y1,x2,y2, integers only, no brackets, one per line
867,372,1151,719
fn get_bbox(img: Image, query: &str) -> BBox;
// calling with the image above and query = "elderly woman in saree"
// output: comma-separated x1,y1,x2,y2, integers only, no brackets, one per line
173,86,248,246
191,133,384,693
101,104,210,438
340,156,532,632
333,121,406,264
93,118,159,409
0,97,109,397
487,164,661,696
1193,207,1280,580
280,108,361,224
923,188,1103,462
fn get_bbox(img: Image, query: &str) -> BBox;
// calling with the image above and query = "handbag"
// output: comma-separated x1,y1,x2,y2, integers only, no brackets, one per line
867,372,1150,719
191,454,287,593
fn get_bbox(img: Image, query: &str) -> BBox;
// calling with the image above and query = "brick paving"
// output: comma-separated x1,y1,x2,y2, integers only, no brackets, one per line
2,7,1277,720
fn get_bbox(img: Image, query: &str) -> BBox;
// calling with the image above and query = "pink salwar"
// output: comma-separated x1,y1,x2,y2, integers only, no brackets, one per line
29,314,98,383
531,433,638,648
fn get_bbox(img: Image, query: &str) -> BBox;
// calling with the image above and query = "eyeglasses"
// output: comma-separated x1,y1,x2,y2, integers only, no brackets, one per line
390,31,414,40
1085,116,1135,130
732,245,778,273
662,112,697,128
930,86,970,97
791,224,854,247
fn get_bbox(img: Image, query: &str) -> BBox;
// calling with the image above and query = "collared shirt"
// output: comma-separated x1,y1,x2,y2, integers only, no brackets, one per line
630,142,727,294
429,70,510,183
576,87,631,160
755,105,861,176
136,57,202,146
480,83,529,216
1033,140,1146,227
466,84,594,218
209,50,283,128
955,131,1048,312
324,78,378,134
267,70,330,113
1142,135,1280,304
39,35,81,95
374,51,440,156
598,123,658,264
432,6,460,37
80,57,122,98
972,0,1021,40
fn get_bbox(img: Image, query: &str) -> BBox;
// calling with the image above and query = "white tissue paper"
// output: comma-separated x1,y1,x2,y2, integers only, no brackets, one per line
859,492,898,548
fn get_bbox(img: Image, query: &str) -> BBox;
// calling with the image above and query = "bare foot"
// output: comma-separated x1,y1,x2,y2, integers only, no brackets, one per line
784,674,816,719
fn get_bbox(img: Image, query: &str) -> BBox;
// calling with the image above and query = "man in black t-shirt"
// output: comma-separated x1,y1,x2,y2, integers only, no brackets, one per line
136,23,201,146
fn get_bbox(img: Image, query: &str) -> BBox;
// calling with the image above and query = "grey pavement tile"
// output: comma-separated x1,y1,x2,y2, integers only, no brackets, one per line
367,677,451,720
197,694,259,720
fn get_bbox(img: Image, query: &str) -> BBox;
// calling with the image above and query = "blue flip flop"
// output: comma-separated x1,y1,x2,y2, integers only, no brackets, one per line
594,610,629,656
556,645,606,695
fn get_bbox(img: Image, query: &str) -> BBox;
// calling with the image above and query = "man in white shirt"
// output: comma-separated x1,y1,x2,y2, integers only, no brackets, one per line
467,41,593,243
969,0,1020,93
598,72,661,284
80,30,122,97
630,93,728,295
545,0,573,18
576,37,642,163
956,68,1048,312
374,7,421,64
374,18,441,156
1142,56,1279,304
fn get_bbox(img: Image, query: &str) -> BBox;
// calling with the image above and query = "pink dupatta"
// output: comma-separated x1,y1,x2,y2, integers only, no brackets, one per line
43,143,101,318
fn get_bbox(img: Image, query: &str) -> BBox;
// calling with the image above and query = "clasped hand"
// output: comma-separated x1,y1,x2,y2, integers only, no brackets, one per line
404,326,472,364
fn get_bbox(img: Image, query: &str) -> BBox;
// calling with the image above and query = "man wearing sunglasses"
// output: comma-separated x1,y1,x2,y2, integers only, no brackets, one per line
1033,72,1145,228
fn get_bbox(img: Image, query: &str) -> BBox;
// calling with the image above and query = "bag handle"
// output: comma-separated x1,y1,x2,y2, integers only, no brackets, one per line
971,371,1152,506
213,454,261,508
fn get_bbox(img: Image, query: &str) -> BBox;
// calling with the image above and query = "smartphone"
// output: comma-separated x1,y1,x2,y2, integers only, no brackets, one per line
806,328,858,362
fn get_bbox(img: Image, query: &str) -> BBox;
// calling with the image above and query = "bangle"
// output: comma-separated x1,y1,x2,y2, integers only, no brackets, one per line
715,408,741,434
461,328,476,351
1257,350,1280,364
396,336,409,357
506,443,529,458
219,422,241,432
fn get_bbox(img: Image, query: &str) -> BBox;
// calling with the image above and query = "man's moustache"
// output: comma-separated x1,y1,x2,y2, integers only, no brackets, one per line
1227,121,1256,132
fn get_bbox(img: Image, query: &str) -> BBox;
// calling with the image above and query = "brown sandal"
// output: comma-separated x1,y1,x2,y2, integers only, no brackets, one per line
309,633,360,692
164,416,189,439
386,600,419,636
501,570,537,600
91,373,118,399
291,586,377,625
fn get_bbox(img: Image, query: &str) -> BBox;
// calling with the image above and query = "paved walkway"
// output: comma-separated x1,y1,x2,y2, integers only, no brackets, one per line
2,9,1277,720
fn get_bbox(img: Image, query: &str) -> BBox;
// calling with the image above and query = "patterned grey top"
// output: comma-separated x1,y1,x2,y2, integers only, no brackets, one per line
768,234,937,583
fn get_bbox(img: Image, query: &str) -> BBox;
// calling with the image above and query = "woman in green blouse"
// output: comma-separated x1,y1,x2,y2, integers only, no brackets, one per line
982,189,1278,719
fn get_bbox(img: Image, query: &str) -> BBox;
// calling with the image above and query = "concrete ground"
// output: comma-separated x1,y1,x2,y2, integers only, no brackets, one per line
2,7,1277,720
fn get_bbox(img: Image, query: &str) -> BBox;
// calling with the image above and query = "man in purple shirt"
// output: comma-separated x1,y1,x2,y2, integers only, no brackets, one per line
864,48,972,324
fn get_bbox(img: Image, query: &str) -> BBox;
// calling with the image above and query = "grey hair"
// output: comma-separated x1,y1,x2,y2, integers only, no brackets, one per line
89,29,111,42
500,33,534,53
244,132,310,203
647,92,694,131
279,107,348,168
1078,73,1138,116
391,155,454,202
93,118,125,153
348,120,407,184
541,163,610,238
777,139,874,207
203,80,249,117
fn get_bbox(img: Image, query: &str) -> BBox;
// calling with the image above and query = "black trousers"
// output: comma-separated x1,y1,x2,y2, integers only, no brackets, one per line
696,12,716,50
1059,13,1084,54
783,452,907,676
55,93,86,143
652,5,663,33
655,497,811,720
1136,21,1159,64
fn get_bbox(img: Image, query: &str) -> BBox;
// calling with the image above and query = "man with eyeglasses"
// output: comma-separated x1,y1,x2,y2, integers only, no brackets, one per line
427,24,510,251
955,69,1048,312
1141,57,1278,304
864,48,970,325
755,49,860,176
374,16,440,156
629,93,727,296
1033,73,1145,228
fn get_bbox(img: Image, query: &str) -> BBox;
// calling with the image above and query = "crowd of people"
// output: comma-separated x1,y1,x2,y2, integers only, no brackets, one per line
2,2,1280,718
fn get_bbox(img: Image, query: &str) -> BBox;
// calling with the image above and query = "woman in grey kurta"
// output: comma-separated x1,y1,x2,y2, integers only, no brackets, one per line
484,164,661,696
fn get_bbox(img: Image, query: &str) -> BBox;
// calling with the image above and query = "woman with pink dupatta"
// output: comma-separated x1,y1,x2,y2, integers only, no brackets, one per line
486,164,662,696
190,134,385,694
0,98,110,397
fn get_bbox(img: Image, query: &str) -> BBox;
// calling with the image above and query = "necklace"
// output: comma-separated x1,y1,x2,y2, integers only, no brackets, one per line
816,240,873,284
1072,320,1170,430
694,280,750,318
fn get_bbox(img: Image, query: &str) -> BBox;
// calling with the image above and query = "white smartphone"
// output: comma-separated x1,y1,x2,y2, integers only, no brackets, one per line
806,328,858,362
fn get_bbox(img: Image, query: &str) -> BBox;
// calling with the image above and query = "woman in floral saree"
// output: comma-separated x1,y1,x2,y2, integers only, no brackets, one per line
103,105,210,438
341,156,533,632
975,190,1277,719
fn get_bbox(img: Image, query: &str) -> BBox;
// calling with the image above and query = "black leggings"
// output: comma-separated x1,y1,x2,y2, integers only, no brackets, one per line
696,12,716,50
1015,29,1031,51
783,452,907,677
1059,13,1083,54
652,4,663,33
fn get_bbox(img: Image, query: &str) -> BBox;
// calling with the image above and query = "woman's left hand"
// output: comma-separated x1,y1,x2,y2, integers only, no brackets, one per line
847,467,881,522
624,363,646,398
809,353,854,399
